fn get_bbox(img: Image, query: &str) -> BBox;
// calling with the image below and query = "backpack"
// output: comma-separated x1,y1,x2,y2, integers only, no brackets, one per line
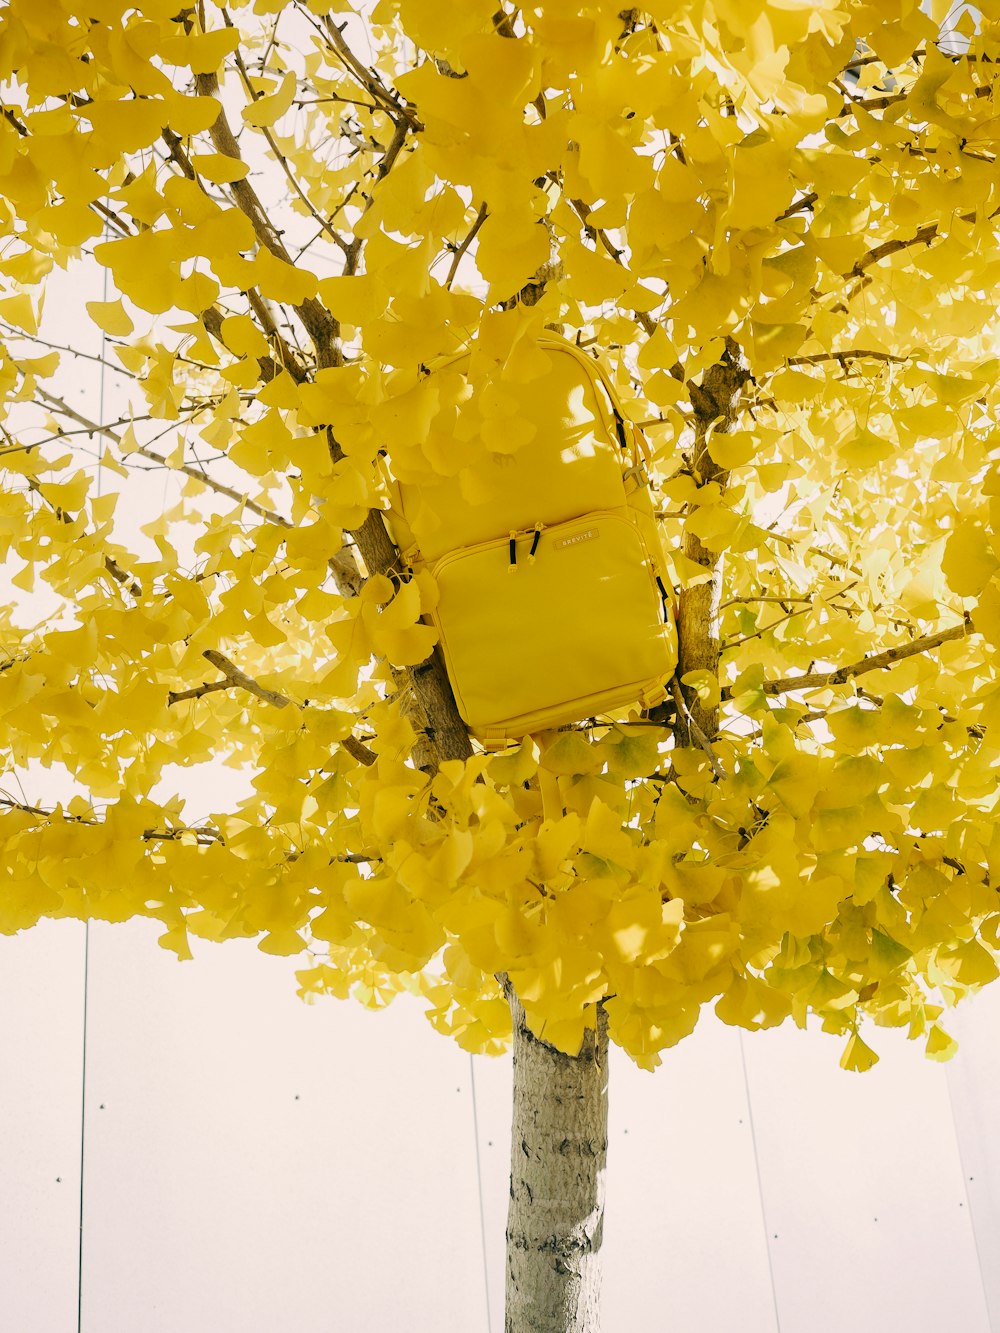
385,334,677,747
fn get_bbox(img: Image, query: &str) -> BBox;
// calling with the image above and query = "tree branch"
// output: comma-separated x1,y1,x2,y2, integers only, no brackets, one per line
318,13,421,130
0,796,224,846
776,192,817,221
165,679,231,706
845,197,1000,288
193,69,341,356
785,349,908,368
169,649,378,766
847,220,940,279
25,476,143,598
227,36,356,256
743,621,973,697
159,126,314,382
445,204,488,287
35,388,292,528
560,191,658,336
200,647,293,709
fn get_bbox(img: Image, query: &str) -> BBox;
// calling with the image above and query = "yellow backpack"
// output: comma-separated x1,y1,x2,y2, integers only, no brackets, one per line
387,335,677,747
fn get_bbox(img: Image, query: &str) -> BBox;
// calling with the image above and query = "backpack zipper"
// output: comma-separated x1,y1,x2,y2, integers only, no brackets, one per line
509,521,545,570
433,510,655,580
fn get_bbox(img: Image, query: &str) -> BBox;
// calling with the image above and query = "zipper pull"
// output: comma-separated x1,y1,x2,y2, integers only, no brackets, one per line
508,531,517,572
527,522,543,563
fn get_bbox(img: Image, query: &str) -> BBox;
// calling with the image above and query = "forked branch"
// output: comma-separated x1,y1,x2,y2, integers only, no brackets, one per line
35,389,292,528
169,650,377,766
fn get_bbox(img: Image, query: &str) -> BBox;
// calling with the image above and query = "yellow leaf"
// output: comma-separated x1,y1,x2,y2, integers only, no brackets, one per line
937,940,999,986
219,314,268,360
724,140,794,230
707,429,757,470
165,94,222,137
540,732,602,777
86,299,134,337
176,272,221,314
158,924,193,961
160,27,241,73
534,814,583,880
715,973,792,1030
680,670,721,712
474,209,550,296
838,427,894,469
942,521,999,597
317,274,390,326
925,1025,959,1061
840,1031,879,1073
191,152,251,184
94,232,183,313
974,581,1000,646
242,70,296,128
251,248,319,305
488,741,539,787
81,97,166,152
0,293,37,334
18,351,59,378
364,578,437,666
258,929,308,956
600,728,663,781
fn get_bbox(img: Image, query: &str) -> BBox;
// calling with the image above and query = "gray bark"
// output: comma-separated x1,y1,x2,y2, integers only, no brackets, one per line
504,985,609,1333
676,343,752,744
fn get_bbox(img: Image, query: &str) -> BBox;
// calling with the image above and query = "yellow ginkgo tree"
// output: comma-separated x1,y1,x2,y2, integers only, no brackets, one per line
4,0,1000,1328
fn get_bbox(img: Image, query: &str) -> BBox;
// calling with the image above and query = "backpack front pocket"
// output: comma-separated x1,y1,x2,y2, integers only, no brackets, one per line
430,511,675,734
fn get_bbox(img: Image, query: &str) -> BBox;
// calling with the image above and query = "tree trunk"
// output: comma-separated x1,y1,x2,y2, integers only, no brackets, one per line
505,987,609,1333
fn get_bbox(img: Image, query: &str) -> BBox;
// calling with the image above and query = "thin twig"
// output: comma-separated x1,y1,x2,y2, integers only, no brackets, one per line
26,477,143,597
445,204,488,288
318,12,421,129
0,321,138,378
228,36,355,254
0,796,224,845
719,595,814,610
776,192,817,221
35,389,292,528
766,530,864,578
89,199,133,239
670,677,725,779
722,603,812,650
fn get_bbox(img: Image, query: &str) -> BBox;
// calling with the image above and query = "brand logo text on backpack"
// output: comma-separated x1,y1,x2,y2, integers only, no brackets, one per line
555,528,599,549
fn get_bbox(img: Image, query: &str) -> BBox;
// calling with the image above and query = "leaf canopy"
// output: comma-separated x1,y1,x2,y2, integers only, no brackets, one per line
2,0,1000,1068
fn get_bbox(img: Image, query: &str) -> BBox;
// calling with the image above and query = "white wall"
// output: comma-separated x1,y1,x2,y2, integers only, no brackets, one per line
3,921,998,1333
